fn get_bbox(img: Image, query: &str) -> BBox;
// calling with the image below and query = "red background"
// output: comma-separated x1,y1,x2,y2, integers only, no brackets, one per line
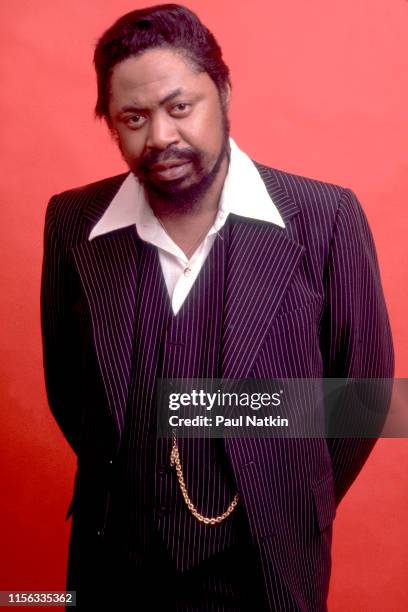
1,1,407,609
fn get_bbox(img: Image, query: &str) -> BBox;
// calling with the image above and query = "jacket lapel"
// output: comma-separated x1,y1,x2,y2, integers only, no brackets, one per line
71,174,138,443
221,164,305,378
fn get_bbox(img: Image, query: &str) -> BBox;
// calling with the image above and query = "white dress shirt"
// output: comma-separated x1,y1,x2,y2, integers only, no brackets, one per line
89,138,285,315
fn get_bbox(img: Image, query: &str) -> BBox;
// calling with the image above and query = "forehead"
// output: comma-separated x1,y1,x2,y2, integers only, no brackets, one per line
109,48,214,107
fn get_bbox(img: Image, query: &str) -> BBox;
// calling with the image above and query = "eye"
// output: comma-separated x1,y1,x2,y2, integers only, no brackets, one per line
171,103,192,116
125,114,147,129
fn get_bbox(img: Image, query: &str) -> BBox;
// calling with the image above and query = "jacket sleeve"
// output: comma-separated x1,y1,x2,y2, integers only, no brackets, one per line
320,188,394,505
40,196,82,456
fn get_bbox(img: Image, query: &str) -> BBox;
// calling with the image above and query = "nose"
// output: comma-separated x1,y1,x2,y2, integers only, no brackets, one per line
145,111,179,150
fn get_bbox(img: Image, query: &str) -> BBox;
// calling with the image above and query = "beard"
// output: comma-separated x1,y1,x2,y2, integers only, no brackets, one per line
127,112,230,213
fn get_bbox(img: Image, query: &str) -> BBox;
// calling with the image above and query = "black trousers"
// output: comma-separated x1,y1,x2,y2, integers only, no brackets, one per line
69,515,269,611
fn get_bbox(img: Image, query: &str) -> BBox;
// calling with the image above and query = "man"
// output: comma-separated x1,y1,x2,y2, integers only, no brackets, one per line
40,4,394,611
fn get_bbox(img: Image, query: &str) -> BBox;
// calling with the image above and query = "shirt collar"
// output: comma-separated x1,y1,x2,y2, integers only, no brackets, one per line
88,137,285,241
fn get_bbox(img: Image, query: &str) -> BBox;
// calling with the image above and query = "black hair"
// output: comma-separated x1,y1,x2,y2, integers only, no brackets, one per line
93,3,231,121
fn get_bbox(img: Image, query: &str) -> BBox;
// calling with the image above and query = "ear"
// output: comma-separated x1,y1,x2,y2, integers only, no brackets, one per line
109,125,120,144
221,83,231,110
103,113,116,139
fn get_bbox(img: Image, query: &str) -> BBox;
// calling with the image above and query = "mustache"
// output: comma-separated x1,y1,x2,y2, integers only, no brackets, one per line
138,147,200,172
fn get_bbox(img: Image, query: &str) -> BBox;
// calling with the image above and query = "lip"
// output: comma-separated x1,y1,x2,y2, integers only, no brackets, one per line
149,161,192,181
149,160,188,171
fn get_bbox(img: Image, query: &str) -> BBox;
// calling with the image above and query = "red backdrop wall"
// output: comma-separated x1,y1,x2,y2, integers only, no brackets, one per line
1,1,407,609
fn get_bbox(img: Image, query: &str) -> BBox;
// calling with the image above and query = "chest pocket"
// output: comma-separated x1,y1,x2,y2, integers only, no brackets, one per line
254,296,324,378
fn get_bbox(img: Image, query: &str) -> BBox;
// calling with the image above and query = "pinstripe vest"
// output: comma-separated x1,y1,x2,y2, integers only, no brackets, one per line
107,219,242,572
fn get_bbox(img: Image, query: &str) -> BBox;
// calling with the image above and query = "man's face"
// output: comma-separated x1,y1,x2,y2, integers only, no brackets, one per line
108,48,230,209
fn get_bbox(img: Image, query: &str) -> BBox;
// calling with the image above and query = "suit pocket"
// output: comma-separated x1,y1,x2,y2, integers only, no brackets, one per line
274,295,322,322
311,472,337,532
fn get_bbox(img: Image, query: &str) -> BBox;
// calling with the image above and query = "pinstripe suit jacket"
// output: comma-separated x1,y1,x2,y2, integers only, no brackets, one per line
41,162,394,610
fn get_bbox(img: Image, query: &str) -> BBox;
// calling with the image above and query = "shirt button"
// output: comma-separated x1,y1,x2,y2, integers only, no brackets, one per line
158,464,171,476
184,267,192,277
157,505,169,517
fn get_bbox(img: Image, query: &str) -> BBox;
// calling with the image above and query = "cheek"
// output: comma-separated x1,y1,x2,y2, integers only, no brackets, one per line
183,106,225,151
117,131,145,159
